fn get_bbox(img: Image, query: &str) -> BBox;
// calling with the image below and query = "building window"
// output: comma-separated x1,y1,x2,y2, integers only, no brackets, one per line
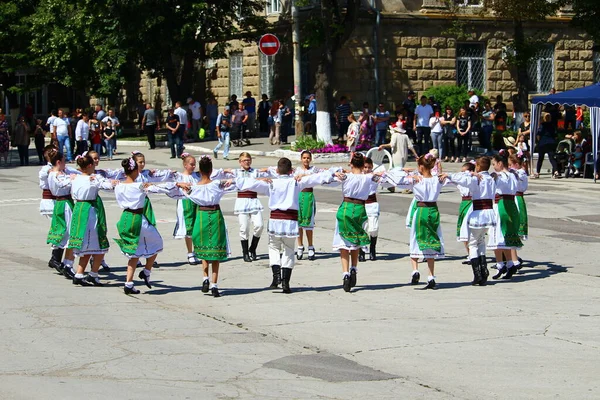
260,53,274,98
455,0,483,6
266,0,281,15
229,52,243,98
594,50,600,84
456,43,486,91
527,45,554,94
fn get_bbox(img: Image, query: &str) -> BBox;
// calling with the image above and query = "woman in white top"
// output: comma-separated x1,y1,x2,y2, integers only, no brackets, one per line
386,154,445,290
378,122,418,169
329,153,381,292
68,154,116,286
294,151,322,261
114,157,185,295
429,112,444,160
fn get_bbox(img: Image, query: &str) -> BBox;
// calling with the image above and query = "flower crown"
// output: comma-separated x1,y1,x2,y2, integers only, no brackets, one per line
128,158,136,169
181,152,190,158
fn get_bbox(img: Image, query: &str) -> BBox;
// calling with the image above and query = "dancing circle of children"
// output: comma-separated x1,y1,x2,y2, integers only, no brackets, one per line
233,157,335,293
294,150,322,261
68,153,119,286
113,155,186,295
179,155,236,298
487,152,523,280
384,153,446,290
441,156,498,286
359,157,381,263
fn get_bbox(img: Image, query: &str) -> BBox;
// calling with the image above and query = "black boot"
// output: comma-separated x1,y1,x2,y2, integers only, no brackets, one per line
281,268,292,293
62,264,75,279
369,236,377,261
241,240,252,262
249,236,260,261
269,265,282,288
479,255,489,285
49,248,63,269
492,264,507,280
470,258,482,286
358,249,366,262
502,263,518,280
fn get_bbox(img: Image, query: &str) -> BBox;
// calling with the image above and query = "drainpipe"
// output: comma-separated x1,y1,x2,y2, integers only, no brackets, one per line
369,0,380,107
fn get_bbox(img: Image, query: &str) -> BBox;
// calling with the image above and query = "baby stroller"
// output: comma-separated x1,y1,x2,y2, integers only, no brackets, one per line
554,139,573,176
232,123,251,147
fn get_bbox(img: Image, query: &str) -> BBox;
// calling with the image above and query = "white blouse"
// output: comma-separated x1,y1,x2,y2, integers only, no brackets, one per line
514,169,528,193
71,175,115,200
48,171,73,197
327,173,380,201
40,165,80,190
114,183,179,209
186,180,230,206
495,171,519,195
448,172,496,201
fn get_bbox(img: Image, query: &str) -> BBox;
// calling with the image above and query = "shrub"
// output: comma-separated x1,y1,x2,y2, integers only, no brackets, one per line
423,85,487,114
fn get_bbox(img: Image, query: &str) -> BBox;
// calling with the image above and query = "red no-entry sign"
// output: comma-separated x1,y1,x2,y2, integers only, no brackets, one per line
259,34,281,57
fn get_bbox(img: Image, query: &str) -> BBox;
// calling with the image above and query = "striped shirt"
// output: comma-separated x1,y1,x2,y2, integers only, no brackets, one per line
336,103,352,123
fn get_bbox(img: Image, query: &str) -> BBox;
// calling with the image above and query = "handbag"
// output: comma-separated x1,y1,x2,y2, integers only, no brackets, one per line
267,115,274,126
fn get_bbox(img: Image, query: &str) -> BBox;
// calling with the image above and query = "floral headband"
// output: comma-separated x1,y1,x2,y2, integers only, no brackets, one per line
499,149,507,156
200,155,211,161
131,150,141,155
469,160,476,165
181,152,190,158
74,151,89,161
128,158,136,169
424,153,434,160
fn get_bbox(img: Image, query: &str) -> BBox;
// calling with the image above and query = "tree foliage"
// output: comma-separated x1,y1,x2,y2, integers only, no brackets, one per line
569,0,600,42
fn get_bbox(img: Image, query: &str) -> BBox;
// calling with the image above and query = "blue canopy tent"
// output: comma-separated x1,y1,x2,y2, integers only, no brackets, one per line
531,84,600,182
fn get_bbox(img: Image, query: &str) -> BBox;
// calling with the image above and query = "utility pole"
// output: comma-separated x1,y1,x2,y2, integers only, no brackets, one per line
291,0,303,137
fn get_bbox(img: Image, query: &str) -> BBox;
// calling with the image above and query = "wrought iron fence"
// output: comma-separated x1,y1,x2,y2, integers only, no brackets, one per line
457,43,486,91
594,51,600,84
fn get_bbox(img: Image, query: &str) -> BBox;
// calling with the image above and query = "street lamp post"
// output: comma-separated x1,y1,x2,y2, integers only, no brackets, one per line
292,0,303,137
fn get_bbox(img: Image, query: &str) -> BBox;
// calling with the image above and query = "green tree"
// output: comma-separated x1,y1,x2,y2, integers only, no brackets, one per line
569,0,600,42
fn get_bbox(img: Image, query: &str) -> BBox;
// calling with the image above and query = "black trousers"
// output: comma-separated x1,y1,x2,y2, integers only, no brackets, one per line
443,135,456,158
145,124,157,149
416,126,431,156
35,134,45,163
75,140,88,156
457,132,471,158
17,145,29,165
536,143,558,174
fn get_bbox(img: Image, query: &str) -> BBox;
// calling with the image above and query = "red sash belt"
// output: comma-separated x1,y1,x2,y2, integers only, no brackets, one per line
462,196,472,201
125,208,143,214
417,201,437,208
473,199,493,210
495,194,515,203
343,197,365,205
270,209,298,220
55,195,71,201
366,194,378,204
42,189,56,200
516,191,524,196
237,191,258,199
198,205,220,211
301,188,314,193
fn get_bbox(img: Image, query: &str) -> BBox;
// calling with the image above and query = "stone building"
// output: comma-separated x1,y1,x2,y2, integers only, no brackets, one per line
194,0,599,112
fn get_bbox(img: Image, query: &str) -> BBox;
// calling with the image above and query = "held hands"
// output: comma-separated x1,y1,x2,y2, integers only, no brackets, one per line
438,173,448,182
176,182,192,192
334,171,347,181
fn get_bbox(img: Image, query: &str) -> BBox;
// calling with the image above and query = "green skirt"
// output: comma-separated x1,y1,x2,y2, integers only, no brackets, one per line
298,191,315,228
336,201,370,246
456,199,472,237
47,198,75,247
498,199,523,248
192,209,228,261
414,206,442,252
516,196,528,238
114,197,156,256
182,198,197,236
68,197,109,250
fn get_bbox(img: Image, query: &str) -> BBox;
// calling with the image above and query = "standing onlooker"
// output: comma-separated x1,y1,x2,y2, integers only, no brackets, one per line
335,96,352,142
468,90,479,108
414,95,434,155
95,105,106,122
373,102,390,146
187,97,202,140
13,115,30,166
269,100,280,144
282,92,294,144
174,101,188,142
403,91,417,142
456,107,472,162
359,102,374,145
441,105,456,162
206,98,219,140
481,101,495,155
34,119,45,164
213,106,231,160
494,103,508,133
378,122,418,169
102,109,120,155
75,113,90,156
242,91,256,138
258,94,271,136
229,95,239,111
103,120,116,160
142,103,159,149
46,110,58,147
346,113,360,155
0,113,9,164
232,102,248,142
53,109,72,162
576,106,584,129
307,94,317,137
429,111,444,160
165,108,182,159
493,95,506,113
89,112,101,154
270,100,284,145
535,113,559,179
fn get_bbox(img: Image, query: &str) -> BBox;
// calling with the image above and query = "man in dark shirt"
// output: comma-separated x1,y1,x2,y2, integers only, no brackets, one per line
403,90,417,141
335,96,352,141
166,108,182,158
229,95,239,112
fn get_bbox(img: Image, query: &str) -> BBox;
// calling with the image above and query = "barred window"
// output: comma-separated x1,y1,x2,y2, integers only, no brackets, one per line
266,0,281,14
229,52,243,98
594,50,600,83
260,53,274,98
527,45,554,94
456,43,486,91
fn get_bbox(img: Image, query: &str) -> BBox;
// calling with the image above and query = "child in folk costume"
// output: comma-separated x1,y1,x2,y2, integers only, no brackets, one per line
509,154,528,268
443,156,497,286
294,150,321,261
487,152,523,280
39,145,59,219
68,154,117,286
346,113,360,156
46,149,77,279
330,153,382,292
114,158,184,295
230,152,268,262
453,162,475,264
174,153,201,265
386,154,445,289
182,156,235,298
235,157,333,293
359,157,380,262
